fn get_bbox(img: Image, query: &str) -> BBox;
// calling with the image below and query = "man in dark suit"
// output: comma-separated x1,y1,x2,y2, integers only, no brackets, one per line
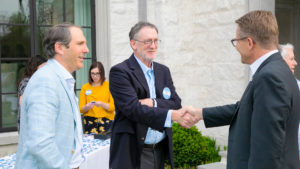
109,22,197,169
186,10,300,169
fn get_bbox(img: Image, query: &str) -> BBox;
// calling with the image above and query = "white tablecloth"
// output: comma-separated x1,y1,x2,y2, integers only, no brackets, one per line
80,135,110,169
0,135,110,169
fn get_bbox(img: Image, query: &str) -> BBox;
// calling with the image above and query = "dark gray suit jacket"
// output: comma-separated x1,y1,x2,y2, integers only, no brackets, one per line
203,52,300,169
109,54,181,169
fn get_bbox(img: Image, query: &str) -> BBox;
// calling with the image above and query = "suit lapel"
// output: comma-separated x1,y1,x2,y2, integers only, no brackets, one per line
128,54,150,97
153,62,162,97
230,52,281,124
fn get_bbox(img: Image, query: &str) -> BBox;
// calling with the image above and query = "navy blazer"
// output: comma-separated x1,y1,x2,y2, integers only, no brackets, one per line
109,54,181,169
203,52,300,169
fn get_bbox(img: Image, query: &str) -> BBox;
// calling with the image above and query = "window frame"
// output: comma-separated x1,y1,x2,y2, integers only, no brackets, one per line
0,0,96,132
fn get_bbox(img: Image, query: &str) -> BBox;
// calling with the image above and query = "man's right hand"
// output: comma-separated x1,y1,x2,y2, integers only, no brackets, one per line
183,106,203,120
171,107,200,128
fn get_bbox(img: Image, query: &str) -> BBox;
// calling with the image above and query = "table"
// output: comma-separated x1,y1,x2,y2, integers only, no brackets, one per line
0,135,110,169
80,135,110,169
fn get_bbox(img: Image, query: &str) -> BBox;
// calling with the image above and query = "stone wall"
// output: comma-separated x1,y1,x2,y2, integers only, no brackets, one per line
108,0,250,147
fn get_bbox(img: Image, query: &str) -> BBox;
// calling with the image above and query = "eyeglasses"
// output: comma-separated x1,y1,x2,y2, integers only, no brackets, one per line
91,72,100,76
135,39,161,46
231,37,248,47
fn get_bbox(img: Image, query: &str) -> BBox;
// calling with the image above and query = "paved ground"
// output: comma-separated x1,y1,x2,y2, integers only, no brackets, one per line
198,150,227,169
198,162,226,169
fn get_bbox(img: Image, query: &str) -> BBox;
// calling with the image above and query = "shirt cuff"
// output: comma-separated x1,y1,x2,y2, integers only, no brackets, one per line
153,98,157,107
164,110,172,127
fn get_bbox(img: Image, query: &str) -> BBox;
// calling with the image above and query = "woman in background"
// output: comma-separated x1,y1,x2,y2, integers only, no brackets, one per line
79,61,115,134
17,55,47,131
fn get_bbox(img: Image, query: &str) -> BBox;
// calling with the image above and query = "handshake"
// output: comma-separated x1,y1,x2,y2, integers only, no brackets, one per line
171,106,203,128
139,98,202,128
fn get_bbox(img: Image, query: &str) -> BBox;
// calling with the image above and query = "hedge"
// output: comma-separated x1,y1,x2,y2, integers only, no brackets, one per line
166,123,221,168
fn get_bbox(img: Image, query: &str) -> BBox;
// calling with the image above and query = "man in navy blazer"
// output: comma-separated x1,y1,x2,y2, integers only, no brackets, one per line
109,22,197,169
186,11,300,169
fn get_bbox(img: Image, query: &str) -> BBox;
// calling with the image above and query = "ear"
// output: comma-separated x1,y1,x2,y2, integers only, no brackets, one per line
247,37,255,50
130,40,137,50
54,42,65,55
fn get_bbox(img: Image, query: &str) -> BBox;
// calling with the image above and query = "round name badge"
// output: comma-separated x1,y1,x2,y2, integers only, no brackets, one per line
162,87,171,99
85,90,92,95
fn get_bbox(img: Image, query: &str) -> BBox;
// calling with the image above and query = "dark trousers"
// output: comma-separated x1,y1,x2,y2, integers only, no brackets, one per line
140,142,165,169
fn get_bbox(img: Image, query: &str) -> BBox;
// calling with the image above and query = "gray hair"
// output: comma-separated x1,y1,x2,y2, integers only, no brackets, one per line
278,43,294,58
129,21,158,40
42,23,80,58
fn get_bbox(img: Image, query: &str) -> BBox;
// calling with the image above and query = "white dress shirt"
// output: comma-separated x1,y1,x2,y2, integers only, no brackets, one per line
52,59,85,168
249,50,278,81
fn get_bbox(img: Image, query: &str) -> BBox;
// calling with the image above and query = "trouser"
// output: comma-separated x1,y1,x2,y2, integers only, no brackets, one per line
140,141,165,169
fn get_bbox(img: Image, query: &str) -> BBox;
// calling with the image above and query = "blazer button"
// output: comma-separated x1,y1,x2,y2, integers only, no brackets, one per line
141,137,144,141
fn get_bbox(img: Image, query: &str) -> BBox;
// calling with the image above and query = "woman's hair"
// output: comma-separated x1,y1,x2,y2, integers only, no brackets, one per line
88,61,105,85
17,55,47,86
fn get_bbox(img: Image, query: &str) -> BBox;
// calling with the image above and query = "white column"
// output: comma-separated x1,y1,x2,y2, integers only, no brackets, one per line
138,0,147,21
248,0,275,14
95,0,111,78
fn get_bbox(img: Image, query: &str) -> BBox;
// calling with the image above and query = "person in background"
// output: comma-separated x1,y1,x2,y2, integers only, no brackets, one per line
278,43,300,160
79,61,115,135
279,43,298,74
17,54,47,131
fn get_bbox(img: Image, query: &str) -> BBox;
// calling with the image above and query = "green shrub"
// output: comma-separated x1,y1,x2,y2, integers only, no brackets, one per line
167,123,221,168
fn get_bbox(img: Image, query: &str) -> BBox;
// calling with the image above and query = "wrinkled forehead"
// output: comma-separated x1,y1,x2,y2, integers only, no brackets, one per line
137,26,158,39
286,48,295,58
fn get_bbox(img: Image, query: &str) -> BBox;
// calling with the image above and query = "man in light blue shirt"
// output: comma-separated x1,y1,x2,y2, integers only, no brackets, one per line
109,22,197,169
15,23,89,169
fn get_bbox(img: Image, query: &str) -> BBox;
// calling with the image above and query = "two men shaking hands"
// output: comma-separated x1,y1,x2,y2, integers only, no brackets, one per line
139,98,201,128
171,106,202,128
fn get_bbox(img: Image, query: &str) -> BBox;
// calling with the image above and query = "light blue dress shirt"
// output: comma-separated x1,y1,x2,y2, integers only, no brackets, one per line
134,56,172,144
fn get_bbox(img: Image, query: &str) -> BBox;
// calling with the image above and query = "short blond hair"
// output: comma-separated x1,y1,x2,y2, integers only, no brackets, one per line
235,10,279,49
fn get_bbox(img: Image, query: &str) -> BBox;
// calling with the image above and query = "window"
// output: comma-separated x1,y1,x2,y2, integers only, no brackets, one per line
0,0,96,132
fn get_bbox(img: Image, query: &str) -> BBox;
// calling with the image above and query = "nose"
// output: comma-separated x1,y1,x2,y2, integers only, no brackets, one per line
84,44,89,53
150,43,157,49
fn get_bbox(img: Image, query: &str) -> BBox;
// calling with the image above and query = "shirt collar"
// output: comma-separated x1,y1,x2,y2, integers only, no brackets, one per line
134,55,154,74
249,50,278,79
50,59,74,81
